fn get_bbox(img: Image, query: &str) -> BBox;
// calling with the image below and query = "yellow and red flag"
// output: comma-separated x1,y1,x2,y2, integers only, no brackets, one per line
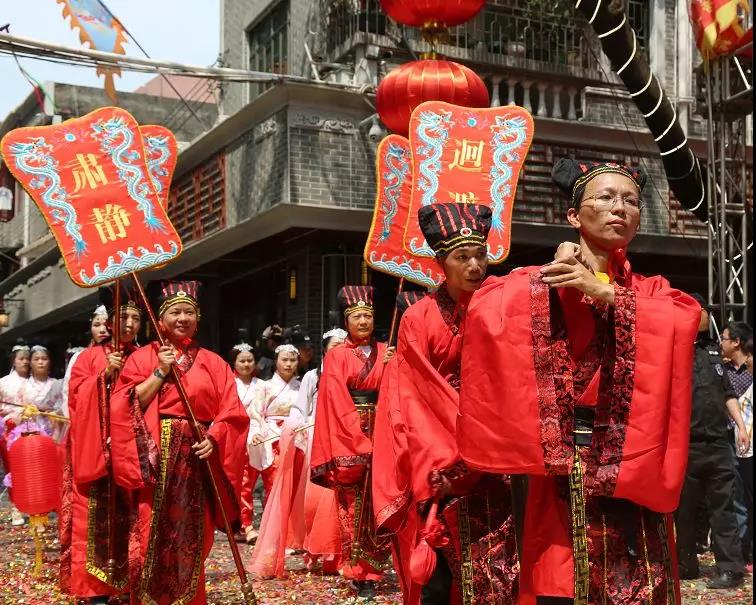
404,101,534,265
0,107,183,288
56,0,127,101
364,135,444,289
690,0,751,59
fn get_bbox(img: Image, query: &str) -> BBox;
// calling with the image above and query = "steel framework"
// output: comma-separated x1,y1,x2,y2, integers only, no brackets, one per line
704,42,753,326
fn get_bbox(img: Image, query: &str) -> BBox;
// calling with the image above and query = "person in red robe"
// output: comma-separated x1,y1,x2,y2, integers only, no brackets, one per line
458,159,702,605
109,281,248,605
373,204,520,605
59,288,142,603
372,290,424,605
310,285,395,600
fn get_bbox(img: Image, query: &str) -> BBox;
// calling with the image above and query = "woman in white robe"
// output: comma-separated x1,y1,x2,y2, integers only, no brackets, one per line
0,345,31,526
231,342,263,541
245,345,301,544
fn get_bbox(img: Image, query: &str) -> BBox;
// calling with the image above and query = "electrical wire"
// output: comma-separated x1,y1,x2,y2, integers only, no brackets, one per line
6,26,55,112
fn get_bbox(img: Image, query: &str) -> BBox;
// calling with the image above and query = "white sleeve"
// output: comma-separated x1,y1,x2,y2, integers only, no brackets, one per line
61,352,81,418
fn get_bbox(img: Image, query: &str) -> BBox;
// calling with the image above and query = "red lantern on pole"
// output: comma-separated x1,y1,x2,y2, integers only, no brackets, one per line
380,0,485,29
376,59,490,136
9,433,62,515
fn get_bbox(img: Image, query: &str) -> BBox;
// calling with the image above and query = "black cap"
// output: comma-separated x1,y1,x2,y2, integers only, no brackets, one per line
552,157,647,208
418,203,492,256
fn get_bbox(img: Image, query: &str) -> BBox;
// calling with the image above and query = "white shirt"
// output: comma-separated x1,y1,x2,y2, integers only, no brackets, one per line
0,370,28,419
61,349,86,418
735,384,753,458
292,367,321,455
235,375,262,420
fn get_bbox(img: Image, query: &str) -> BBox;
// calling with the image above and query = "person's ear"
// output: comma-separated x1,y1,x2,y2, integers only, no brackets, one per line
566,207,581,230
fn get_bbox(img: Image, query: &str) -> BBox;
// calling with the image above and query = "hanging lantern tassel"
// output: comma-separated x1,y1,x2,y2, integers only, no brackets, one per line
29,514,47,576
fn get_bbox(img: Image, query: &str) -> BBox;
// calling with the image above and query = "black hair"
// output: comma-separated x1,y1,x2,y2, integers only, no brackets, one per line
316,334,342,390
724,321,753,348
744,337,753,357
228,346,256,367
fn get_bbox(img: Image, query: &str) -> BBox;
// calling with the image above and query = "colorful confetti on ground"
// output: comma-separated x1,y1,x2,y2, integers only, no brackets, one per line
0,510,750,604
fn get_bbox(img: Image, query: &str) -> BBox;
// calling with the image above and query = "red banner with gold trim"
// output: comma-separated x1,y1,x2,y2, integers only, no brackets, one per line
364,135,444,289
0,107,183,288
403,101,534,264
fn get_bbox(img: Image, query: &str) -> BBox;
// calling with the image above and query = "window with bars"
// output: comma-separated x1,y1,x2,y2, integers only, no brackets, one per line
168,155,226,244
627,0,651,58
248,1,290,99
0,165,16,223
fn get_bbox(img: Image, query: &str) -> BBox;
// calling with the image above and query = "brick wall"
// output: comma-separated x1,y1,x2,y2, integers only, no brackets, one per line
221,0,311,116
288,113,376,210
664,0,677,90
225,109,289,223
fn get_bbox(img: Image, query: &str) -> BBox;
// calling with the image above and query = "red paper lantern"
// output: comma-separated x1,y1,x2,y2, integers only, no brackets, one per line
380,0,485,29
376,59,490,136
9,433,62,515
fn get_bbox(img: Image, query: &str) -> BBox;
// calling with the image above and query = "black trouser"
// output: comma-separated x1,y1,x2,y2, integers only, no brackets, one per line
737,455,753,561
676,439,745,574
421,549,453,605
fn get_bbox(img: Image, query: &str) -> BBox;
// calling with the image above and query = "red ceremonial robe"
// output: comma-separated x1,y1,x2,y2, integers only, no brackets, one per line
458,258,700,605
109,343,248,605
372,357,421,604
311,338,392,581
60,343,134,597
374,285,519,605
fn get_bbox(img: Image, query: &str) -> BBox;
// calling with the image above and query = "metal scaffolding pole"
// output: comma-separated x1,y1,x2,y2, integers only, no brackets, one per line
704,46,753,327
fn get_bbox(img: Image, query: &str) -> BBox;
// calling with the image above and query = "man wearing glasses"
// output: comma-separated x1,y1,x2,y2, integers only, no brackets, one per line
458,158,702,605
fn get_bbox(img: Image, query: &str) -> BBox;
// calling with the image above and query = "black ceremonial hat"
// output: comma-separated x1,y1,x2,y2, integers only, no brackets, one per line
149,280,202,318
552,157,647,208
418,203,492,256
338,285,374,318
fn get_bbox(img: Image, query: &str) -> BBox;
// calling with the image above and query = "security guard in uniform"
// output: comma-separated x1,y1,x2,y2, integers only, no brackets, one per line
676,294,746,588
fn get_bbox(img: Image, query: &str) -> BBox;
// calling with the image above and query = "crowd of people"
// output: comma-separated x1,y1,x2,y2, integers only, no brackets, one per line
0,157,751,605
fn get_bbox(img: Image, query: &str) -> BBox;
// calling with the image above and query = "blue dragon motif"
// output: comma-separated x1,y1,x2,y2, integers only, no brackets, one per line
379,143,409,242
487,114,529,261
368,251,440,289
409,110,453,257
79,241,181,286
8,137,86,254
415,110,452,207
144,134,171,198
92,117,166,231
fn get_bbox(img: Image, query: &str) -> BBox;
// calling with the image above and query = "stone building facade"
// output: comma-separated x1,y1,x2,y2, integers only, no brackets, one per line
1,0,744,367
